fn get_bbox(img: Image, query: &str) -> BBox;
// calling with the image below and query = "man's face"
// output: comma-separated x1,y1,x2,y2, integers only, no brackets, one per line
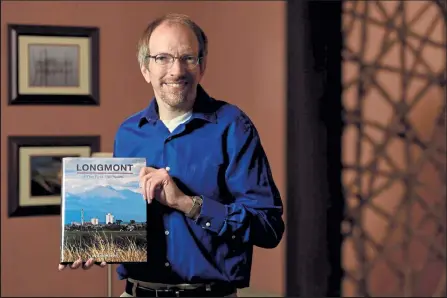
141,22,206,109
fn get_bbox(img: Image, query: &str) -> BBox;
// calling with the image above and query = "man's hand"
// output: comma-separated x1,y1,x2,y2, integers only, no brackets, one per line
139,167,193,213
58,258,107,271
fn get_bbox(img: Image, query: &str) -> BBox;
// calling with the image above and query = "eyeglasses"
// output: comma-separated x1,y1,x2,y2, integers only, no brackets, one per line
146,53,202,68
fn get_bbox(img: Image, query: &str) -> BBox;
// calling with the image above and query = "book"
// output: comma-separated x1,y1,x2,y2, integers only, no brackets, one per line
60,157,147,264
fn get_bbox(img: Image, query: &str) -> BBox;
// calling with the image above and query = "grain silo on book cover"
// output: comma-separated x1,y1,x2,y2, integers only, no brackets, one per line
60,157,147,264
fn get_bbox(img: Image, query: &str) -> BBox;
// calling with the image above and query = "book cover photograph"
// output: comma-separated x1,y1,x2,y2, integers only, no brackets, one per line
60,157,147,264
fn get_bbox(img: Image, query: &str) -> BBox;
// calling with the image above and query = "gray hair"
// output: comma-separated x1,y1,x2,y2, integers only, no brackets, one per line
136,13,208,68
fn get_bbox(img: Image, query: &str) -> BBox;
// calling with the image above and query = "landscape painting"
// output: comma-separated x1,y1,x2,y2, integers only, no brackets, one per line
30,155,78,197
7,135,100,218
60,157,147,264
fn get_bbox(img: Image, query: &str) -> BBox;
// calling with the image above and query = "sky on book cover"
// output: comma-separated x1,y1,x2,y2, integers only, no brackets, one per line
63,157,146,225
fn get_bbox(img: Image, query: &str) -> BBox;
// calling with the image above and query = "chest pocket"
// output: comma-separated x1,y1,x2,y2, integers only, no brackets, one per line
174,141,226,201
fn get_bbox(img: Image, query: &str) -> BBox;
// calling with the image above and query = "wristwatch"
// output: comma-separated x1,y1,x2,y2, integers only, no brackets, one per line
186,196,203,219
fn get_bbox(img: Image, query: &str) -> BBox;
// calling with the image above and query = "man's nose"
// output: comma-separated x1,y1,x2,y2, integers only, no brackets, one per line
169,59,186,75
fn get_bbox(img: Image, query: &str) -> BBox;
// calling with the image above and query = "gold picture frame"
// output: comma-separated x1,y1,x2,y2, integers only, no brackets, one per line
8,136,100,217
8,24,99,105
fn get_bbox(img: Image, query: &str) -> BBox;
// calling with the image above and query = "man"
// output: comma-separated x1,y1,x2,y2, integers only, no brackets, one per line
59,13,285,297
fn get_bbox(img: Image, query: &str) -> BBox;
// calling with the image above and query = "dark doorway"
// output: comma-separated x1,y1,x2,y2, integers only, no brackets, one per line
286,0,344,296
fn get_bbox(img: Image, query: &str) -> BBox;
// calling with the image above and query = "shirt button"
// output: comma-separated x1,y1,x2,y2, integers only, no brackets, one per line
205,222,211,227
165,230,169,235
165,262,170,267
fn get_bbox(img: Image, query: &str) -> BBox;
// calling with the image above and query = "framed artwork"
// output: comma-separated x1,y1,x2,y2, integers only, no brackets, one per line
7,24,99,105
91,152,113,157
8,136,100,217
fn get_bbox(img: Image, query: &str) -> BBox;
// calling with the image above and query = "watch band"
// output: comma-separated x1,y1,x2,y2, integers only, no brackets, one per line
186,196,203,219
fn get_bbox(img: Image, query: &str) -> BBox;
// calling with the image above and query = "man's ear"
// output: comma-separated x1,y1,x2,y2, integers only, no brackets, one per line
140,64,151,83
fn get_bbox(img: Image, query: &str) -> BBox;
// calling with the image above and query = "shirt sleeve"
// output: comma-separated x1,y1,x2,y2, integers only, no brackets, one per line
194,113,285,249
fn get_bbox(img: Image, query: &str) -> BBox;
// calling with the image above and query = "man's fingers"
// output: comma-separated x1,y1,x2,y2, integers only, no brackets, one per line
139,168,170,203
60,259,107,271
82,258,95,270
58,264,67,271
148,177,162,201
145,176,159,203
141,175,148,201
140,173,153,201
70,258,82,269
144,175,154,203
139,166,157,178
139,167,148,178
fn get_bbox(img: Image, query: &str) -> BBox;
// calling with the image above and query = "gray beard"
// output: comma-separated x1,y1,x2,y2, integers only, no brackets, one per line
160,90,188,107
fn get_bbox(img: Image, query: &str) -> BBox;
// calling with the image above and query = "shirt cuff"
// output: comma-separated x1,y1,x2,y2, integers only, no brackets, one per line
195,196,227,234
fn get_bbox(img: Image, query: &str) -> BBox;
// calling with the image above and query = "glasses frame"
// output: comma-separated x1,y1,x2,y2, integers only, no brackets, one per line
146,53,203,68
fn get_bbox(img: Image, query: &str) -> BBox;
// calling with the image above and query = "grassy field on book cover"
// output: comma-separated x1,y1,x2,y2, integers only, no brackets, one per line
61,157,147,263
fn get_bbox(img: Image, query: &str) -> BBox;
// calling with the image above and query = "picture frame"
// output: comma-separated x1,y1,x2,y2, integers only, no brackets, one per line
7,24,100,105
91,152,113,157
8,135,101,217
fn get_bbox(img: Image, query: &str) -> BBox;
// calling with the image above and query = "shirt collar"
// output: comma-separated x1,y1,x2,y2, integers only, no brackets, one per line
138,84,217,127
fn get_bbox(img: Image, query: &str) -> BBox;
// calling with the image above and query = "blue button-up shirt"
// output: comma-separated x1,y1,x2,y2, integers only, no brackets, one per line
112,85,284,288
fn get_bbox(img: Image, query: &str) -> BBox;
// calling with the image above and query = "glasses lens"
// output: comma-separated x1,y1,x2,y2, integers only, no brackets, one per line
182,56,198,65
154,54,172,65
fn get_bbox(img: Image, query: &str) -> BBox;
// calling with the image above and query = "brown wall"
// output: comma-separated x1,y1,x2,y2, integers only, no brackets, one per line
1,1,286,297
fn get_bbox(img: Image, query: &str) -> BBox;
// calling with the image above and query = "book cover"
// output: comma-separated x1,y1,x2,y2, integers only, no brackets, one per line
60,157,147,264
